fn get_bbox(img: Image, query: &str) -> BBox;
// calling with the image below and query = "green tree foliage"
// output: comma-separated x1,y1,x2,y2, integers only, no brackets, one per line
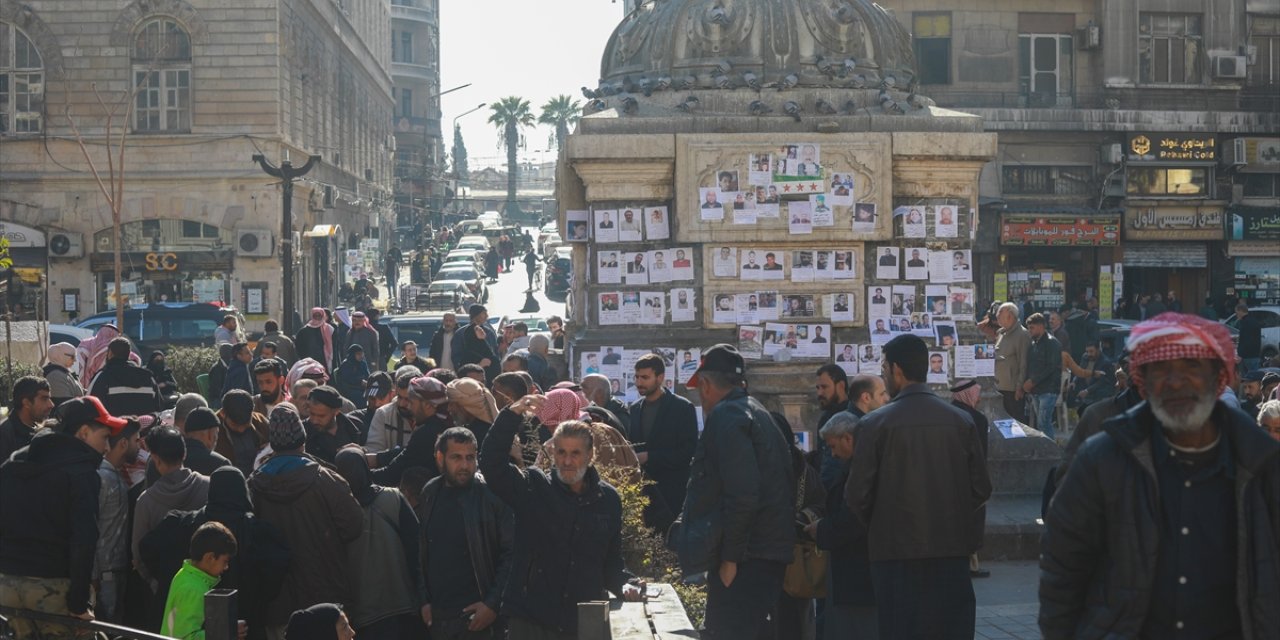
538,95,582,151
487,96,535,217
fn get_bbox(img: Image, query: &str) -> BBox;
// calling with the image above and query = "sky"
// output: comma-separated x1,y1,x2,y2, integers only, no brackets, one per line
439,1,625,172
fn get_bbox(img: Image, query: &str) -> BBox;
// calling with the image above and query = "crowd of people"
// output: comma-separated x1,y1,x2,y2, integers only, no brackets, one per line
2,295,1278,640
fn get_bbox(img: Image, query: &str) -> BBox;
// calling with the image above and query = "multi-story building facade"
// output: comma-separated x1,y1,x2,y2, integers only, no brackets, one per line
884,0,1280,316
0,0,394,327
389,0,443,244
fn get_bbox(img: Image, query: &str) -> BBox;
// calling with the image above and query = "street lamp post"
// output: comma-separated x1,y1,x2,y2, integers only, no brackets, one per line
251,153,320,335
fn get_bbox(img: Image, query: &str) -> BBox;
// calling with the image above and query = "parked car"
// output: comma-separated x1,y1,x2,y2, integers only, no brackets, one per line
536,222,558,253
442,249,484,270
454,220,487,237
545,246,573,294
75,303,248,353
380,312,500,364
497,314,550,333
49,324,94,347
435,265,488,303
1224,305,1280,360
418,280,475,312
456,235,491,253
541,233,564,256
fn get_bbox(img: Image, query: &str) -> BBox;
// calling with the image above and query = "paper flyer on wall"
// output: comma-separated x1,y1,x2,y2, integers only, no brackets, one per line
594,209,619,243
892,285,917,316
620,292,643,324
782,294,816,319
617,208,643,242
712,293,735,324
645,206,670,241
581,350,602,377
954,344,976,379
641,292,665,325
619,347,641,372
875,247,899,280
598,293,621,326
788,201,813,234
859,344,884,373
711,247,737,278
934,204,959,238
868,285,890,318
950,287,975,318
813,251,833,280
809,195,834,227
927,350,950,385
762,322,791,357
933,321,957,348
827,293,855,323
748,153,773,186
647,250,673,284
905,247,929,280
869,315,893,344
834,343,859,375
853,203,877,232
757,291,780,321
565,210,590,242
671,248,695,281
974,344,996,377
597,250,622,284
833,250,856,279
733,207,758,225
791,250,816,282
911,312,934,338
925,284,951,319
797,324,831,358
670,288,696,322
700,188,725,220
951,250,973,283
772,144,824,194
759,250,785,279
899,205,926,238
623,252,648,285
928,251,954,284
673,348,701,383
735,293,761,325
740,249,764,279
828,173,855,207
738,325,765,360
754,189,780,218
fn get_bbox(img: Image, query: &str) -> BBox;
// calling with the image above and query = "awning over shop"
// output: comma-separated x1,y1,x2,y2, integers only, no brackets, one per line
304,224,343,238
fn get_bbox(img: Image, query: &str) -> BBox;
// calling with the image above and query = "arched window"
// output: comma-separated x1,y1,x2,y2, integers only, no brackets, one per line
0,22,45,133
132,17,191,132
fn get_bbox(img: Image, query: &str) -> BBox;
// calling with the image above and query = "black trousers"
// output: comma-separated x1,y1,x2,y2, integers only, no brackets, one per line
704,559,787,640
870,556,975,640
1000,390,1028,423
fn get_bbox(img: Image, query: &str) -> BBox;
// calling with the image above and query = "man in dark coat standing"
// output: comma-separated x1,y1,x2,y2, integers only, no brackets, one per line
627,353,697,530
1041,313,1280,639
844,334,991,639
88,338,162,418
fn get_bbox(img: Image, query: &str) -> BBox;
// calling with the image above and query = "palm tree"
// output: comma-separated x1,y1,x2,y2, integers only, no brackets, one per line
539,94,582,151
487,96,535,218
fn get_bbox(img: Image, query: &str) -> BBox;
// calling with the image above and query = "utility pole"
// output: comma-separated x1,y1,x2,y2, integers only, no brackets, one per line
251,153,320,335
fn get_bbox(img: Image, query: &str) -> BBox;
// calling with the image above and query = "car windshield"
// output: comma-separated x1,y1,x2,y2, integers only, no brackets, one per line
428,281,465,293
438,267,477,279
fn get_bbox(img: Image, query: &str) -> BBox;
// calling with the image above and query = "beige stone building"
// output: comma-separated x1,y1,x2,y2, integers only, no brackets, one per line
0,0,395,329
389,0,443,243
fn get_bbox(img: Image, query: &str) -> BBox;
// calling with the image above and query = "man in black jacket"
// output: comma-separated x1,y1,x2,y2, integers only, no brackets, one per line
0,396,125,633
844,334,991,639
628,354,697,530
480,396,643,639
418,427,514,638
429,312,460,370
0,376,53,461
88,338,162,418
302,386,364,465
180,407,233,476
453,305,500,382
679,344,795,640
1024,313,1063,439
1041,313,1280,639
368,375,451,487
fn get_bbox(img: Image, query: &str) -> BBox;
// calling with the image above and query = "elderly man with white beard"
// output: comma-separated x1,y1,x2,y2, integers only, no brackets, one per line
1040,312,1280,639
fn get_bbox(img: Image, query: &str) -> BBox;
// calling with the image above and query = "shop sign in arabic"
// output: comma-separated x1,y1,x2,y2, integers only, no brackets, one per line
1000,215,1120,246
1124,206,1224,240
1127,133,1217,163
1229,209,1280,242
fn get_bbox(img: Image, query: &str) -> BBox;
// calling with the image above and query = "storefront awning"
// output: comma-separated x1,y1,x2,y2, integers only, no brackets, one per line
304,224,342,238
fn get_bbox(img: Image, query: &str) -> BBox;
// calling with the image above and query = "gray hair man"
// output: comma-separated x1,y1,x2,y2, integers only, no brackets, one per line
993,302,1030,422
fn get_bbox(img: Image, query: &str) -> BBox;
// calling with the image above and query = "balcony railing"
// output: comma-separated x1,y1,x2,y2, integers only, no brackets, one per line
391,61,437,84
391,3,436,24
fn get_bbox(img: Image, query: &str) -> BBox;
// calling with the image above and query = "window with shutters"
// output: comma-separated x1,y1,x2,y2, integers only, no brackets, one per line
0,22,44,134
132,17,192,132
1139,13,1203,85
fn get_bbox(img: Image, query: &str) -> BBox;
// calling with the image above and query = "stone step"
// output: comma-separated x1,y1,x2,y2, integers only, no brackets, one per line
980,495,1046,562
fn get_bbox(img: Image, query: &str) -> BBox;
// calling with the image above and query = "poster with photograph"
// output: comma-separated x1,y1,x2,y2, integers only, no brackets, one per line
892,285,918,316
782,294,816,319
925,284,950,319
771,144,824,194
597,250,622,284
645,206,670,241
565,210,590,242
890,315,913,334
934,321,958,348
623,252,649,286
618,208,644,242
868,286,891,318
713,246,737,278
601,346,624,367
898,205,926,238
755,185,781,217
581,351,601,376
712,293,736,324
911,312,934,338
950,250,973,282
875,247,900,280
594,209,619,243
740,249,764,280
934,204,959,238
905,247,929,280
791,250,815,282
760,250,786,280
757,290,780,321
833,250,856,279
835,343,859,369
671,288,696,322
814,251,833,280
810,194,834,227
735,293,760,325
859,344,884,373
927,350,950,385
676,348,701,383
699,188,725,220
748,153,773,186
928,250,954,284
788,201,813,235
716,169,741,194
647,250,673,284
641,292,665,325
869,316,893,344
738,325,765,360
853,203,877,232
762,322,794,358
797,324,832,358
598,293,621,326
827,292,855,323
828,173,855,206
949,287,975,318
620,292,643,324
954,345,976,379
670,248,695,281
974,344,996,377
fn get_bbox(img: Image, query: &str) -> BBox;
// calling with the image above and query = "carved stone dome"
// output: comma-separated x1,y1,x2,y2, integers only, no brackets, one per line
600,0,918,92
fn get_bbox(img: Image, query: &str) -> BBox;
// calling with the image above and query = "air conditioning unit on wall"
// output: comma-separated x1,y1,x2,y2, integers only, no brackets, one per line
48,232,84,259
236,229,274,258
1213,55,1247,79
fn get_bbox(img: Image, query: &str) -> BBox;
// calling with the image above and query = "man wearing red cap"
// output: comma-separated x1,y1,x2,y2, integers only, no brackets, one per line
1041,312,1280,638
0,396,127,635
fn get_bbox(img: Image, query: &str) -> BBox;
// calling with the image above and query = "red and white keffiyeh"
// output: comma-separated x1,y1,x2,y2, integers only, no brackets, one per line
537,388,588,427
1127,312,1237,392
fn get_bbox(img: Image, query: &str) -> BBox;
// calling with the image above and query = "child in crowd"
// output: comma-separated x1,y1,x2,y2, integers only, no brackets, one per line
162,522,239,640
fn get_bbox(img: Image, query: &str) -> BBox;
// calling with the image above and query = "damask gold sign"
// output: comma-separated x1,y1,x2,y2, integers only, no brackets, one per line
1127,133,1217,163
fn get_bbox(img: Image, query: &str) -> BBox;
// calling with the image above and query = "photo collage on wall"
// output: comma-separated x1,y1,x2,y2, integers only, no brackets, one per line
589,203,692,327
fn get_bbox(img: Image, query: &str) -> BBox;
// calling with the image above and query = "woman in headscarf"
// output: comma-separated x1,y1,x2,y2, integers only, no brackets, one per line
285,603,355,640
333,344,370,409
146,350,179,400
445,377,499,445
294,307,334,371
138,467,290,640
43,342,84,406
534,388,640,481
76,324,121,384
333,448,424,639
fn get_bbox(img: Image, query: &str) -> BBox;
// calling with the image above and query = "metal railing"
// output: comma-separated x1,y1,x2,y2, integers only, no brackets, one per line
1,606,171,640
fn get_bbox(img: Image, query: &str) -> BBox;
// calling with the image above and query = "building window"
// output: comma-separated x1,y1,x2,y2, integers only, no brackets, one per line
1126,167,1209,197
133,18,191,132
0,22,45,133
399,88,412,118
1002,165,1093,196
1249,16,1280,86
1241,173,1279,198
1139,13,1202,84
1019,34,1073,107
912,13,951,85
181,220,218,238
397,31,413,64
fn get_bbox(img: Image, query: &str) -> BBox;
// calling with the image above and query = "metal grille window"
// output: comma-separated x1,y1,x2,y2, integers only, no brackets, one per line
1019,34,1074,107
912,13,951,85
132,18,191,132
1249,16,1280,86
1002,166,1093,196
0,22,44,133
1139,13,1203,84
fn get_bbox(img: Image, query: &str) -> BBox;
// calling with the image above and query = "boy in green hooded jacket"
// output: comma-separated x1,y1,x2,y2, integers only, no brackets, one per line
162,521,238,640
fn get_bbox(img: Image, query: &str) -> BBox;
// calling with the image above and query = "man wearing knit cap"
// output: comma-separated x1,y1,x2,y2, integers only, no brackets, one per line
180,406,232,476
368,375,451,486
1041,312,1280,639
303,385,363,465
250,405,363,636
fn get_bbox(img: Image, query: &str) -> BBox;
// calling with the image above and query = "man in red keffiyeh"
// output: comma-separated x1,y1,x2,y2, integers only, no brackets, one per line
1041,312,1280,639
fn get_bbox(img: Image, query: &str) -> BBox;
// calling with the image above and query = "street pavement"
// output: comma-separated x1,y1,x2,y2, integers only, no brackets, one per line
974,561,1041,639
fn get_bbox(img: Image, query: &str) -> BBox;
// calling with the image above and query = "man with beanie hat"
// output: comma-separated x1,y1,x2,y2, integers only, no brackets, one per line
215,389,270,476
251,406,363,637
368,376,451,486
181,407,232,476
0,396,125,635
303,385,363,465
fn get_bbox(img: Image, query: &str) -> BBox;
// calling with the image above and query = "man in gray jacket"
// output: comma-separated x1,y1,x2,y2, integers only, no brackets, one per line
93,417,141,622
994,302,1031,422
345,311,382,371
